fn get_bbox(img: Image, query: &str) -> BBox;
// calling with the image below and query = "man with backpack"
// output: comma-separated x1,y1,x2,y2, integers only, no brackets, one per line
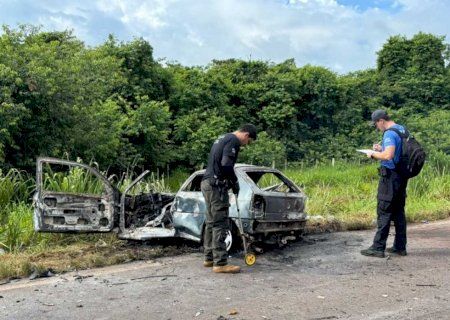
361,109,417,258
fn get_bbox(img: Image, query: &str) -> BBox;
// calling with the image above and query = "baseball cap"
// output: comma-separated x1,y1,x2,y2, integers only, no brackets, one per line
239,124,257,140
370,109,389,127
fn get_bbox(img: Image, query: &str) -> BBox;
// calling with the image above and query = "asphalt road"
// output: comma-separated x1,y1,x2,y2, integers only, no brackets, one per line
1,218,449,320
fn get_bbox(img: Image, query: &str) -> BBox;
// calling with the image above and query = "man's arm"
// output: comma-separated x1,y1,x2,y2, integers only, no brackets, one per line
368,130,397,161
368,146,395,160
221,155,238,183
220,138,239,183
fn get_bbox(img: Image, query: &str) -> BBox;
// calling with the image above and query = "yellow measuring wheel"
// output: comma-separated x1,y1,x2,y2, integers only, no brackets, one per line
245,253,256,266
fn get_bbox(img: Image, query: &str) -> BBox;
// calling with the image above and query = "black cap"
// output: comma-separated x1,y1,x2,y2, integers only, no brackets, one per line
370,109,389,127
239,123,257,140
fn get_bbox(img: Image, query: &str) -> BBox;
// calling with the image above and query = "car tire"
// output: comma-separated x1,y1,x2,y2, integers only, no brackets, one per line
224,230,233,252
200,221,241,252
226,220,242,252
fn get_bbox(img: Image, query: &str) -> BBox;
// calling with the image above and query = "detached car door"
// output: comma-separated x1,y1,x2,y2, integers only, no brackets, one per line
33,157,118,233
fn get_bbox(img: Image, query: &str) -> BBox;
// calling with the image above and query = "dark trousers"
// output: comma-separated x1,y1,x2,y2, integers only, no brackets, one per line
372,167,408,251
201,179,230,266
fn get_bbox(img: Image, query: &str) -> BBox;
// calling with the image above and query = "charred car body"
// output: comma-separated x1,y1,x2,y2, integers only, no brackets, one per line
33,158,307,250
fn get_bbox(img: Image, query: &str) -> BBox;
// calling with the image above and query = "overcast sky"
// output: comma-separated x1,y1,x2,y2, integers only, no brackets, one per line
1,0,449,73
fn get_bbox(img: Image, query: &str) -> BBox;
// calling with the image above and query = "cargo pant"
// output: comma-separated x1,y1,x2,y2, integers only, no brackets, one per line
372,167,408,251
201,179,230,266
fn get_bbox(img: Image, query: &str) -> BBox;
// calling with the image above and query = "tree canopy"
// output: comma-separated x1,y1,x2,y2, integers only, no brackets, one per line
1,25,449,172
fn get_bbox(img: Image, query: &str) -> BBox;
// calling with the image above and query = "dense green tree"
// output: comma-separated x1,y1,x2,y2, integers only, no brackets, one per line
239,131,286,167
102,36,173,104
1,25,449,173
167,64,211,116
173,109,228,167
336,69,380,150
208,59,269,126
0,25,125,169
0,63,28,165
377,35,411,82
398,109,450,155
67,99,126,167
409,33,448,78
125,98,173,169
377,33,449,111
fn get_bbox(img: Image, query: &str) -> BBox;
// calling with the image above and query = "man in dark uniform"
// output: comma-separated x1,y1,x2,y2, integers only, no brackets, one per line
201,124,257,273
361,110,408,258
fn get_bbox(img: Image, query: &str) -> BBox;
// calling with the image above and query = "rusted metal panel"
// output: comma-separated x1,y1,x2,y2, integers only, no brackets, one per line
118,226,176,240
251,220,307,233
33,157,117,232
34,192,113,232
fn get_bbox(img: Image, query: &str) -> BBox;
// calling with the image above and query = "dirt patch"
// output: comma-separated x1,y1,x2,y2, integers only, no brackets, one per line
0,237,202,281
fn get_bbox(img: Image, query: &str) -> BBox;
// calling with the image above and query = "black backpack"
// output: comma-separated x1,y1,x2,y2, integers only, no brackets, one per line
386,127,426,179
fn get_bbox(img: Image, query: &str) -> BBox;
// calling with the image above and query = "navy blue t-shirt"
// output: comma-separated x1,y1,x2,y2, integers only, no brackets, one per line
203,133,240,184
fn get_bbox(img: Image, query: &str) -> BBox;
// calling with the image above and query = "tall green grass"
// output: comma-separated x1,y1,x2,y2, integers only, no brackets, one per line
285,163,378,230
0,169,34,209
0,169,36,253
285,152,450,230
43,163,105,194
0,203,38,253
403,151,450,222
114,171,173,194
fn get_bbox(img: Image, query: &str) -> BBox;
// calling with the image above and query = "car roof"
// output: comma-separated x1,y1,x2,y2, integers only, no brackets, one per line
192,164,281,175
234,163,256,169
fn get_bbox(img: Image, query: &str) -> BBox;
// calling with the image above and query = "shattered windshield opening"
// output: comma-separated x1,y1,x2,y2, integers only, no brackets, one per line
245,171,296,193
182,174,204,192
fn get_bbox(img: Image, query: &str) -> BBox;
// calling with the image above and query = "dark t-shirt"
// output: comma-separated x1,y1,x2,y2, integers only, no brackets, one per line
203,133,240,184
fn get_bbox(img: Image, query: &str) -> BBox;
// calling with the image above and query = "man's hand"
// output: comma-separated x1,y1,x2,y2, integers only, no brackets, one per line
231,181,240,196
372,143,382,152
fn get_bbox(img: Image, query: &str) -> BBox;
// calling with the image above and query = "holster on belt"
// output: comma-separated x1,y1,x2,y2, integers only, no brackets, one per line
207,177,229,188
378,166,390,177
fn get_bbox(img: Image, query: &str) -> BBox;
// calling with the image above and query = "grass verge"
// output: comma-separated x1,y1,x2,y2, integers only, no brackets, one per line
0,237,200,281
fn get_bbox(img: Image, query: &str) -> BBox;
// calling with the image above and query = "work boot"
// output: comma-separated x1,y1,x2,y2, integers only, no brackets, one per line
386,247,407,256
203,261,213,267
360,247,385,258
212,264,241,274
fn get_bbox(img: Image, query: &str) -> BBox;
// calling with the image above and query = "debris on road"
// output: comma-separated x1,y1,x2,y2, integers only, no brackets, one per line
228,308,239,315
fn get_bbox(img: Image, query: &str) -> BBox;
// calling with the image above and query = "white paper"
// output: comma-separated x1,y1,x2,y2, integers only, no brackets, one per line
356,149,373,155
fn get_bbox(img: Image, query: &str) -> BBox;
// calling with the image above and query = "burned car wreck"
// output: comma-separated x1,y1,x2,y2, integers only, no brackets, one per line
33,157,307,251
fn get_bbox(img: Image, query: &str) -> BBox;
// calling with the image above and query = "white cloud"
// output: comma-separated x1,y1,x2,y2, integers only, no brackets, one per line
96,0,171,30
0,0,448,73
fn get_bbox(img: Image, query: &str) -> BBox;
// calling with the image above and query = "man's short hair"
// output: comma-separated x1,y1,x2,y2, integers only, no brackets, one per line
238,124,257,140
371,109,390,126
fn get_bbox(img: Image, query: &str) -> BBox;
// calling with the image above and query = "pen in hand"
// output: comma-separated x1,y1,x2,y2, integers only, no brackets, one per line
372,142,382,152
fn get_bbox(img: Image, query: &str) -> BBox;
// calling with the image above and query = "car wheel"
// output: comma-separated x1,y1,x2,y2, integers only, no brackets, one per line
225,230,233,252
201,227,236,252
226,221,243,252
